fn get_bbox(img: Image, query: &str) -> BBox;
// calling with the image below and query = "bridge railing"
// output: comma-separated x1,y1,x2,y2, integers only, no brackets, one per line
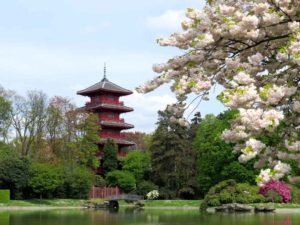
90,186,122,199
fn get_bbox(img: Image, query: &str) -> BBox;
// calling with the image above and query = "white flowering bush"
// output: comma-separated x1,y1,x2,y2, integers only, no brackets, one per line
138,0,300,186
146,190,159,200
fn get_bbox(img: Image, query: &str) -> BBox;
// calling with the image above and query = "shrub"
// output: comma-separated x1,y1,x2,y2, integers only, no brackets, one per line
158,188,176,199
0,190,10,203
136,180,158,197
146,190,159,200
291,186,300,204
259,181,291,203
178,187,196,199
106,170,136,192
235,183,266,204
0,143,30,199
201,180,266,209
94,175,106,187
65,167,93,199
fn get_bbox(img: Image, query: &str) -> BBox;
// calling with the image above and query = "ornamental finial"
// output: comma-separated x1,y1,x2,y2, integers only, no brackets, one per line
104,62,107,79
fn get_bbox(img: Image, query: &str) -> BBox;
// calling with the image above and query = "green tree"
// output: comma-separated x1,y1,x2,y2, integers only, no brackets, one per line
0,142,30,199
28,163,63,199
194,110,256,196
150,107,198,198
106,170,136,192
77,114,100,169
65,167,93,199
0,96,12,142
122,150,150,183
103,139,118,174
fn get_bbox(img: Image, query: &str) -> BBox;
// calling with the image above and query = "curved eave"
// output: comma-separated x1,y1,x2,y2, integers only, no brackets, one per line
99,138,135,146
100,121,134,129
90,104,133,112
77,89,133,97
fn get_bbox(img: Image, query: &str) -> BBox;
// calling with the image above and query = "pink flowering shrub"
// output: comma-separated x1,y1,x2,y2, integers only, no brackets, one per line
259,181,291,203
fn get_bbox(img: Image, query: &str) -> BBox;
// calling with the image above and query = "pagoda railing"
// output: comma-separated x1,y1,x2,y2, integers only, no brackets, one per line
98,117,125,123
85,100,124,106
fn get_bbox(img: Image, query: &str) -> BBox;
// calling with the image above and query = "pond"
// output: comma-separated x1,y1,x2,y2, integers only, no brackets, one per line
0,208,300,225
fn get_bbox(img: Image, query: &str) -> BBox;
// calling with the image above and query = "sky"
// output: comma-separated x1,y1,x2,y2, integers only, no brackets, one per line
0,0,225,133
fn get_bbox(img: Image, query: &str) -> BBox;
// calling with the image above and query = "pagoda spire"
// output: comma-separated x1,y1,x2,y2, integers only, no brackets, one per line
102,63,108,81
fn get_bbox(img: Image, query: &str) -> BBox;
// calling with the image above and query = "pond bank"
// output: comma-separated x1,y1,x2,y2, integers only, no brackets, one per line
1,199,300,211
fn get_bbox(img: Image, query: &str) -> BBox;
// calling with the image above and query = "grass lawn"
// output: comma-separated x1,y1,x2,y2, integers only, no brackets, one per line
0,199,85,207
250,203,300,209
1,199,300,209
140,200,202,207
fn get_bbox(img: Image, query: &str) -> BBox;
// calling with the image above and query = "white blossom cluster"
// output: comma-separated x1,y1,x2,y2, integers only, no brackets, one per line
257,161,291,187
146,190,159,200
238,138,266,163
137,0,300,184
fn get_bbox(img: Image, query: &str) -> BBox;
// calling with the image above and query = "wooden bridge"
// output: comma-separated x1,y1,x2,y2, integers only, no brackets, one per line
106,194,143,201
105,194,143,209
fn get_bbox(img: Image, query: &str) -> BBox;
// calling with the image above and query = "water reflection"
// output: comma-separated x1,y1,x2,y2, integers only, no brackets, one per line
0,208,299,225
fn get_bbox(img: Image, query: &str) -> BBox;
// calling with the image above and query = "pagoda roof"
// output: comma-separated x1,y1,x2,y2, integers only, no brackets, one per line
77,78,133,96
100,121,134,129
88,103,133,112
99,138,135,146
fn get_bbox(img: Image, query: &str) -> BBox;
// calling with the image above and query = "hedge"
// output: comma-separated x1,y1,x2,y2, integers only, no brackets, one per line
0,190,10,203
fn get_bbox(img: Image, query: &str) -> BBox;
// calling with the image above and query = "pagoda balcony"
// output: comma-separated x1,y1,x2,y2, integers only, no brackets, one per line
100,121,134,129
84,102,133,112
85,100,124,107
99,117,125,123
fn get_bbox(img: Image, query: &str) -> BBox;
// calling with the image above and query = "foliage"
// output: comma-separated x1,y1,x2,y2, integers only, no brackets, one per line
122,150,150,182
64,167,93,199
259,181,292,203
0,95,12,142
201,180,266,209
138,0,300,185
77,113,100,169
123,132,149,151
291,186,300,204
136,180,158,197
158,187,176,200
28,163,63,198
194,111,256,196
0,143,30,199
106,170,136,192
103,139,118,174
146,190,159,200
178,187,196,200
150,108,198,197
0,190,10,203
221,161,256,184
94,175,106,188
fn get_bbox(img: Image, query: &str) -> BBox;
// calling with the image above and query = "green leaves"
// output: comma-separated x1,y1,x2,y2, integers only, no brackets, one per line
28,163,63,198
122,151,150,183
103,139,118,174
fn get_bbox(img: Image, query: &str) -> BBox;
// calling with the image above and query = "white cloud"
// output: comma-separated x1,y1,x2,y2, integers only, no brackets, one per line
122,91,176,133
146,10,185,30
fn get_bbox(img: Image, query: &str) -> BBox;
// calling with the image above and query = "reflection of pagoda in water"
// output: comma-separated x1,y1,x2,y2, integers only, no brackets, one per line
77,66,135,161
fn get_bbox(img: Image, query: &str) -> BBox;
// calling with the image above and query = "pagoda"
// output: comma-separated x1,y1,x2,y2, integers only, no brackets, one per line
77,66,135,160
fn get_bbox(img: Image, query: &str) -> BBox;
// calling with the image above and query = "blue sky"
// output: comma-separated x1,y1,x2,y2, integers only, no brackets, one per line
0,0,225,132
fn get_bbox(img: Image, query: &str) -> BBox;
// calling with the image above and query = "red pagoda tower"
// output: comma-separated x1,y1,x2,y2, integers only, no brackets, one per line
77,67,135,159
